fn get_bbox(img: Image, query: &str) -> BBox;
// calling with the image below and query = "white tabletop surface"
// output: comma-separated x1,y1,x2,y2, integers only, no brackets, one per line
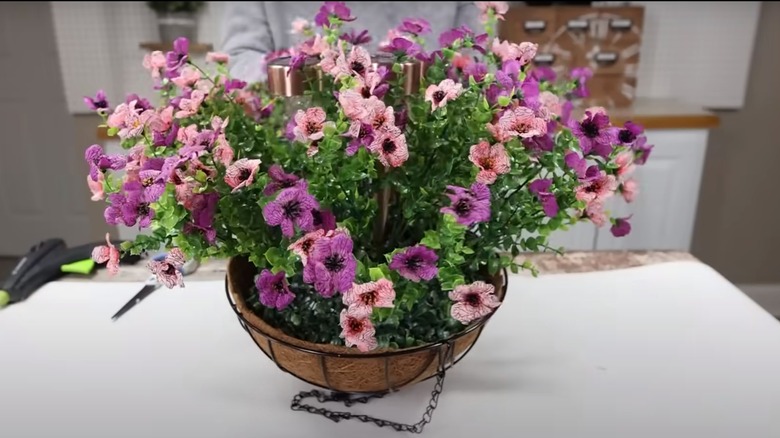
2,260,780,438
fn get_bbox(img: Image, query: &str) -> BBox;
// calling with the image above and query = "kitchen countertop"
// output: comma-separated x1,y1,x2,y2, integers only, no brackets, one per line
71,250,698,283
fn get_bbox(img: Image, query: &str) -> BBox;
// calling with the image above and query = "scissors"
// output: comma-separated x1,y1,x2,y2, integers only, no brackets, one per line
111,254,200,321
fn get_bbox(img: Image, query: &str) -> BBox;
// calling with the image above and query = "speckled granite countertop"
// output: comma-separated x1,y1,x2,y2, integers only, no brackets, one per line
66,251,698,283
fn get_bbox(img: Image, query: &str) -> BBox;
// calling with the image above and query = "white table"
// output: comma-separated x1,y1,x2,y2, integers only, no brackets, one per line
2,261,780,438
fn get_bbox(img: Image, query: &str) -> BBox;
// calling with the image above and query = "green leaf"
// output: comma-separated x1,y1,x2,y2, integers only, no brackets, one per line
438,266,465,291
497,95,511,107
420,230,441,249
461,247,474,255
107,127,119,137
264,247,284,266
369,267,386,281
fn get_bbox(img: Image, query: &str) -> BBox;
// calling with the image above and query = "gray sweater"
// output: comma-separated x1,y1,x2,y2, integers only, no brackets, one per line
219,1,483,84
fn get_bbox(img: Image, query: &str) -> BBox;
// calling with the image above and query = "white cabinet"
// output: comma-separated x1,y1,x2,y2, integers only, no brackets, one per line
546,129,709,252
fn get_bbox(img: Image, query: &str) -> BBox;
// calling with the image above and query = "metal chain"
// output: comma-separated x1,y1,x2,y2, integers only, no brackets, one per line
290,343,453,434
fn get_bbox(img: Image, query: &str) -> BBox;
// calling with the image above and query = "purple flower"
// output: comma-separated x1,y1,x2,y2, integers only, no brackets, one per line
288,52,308,71
184,192,219,244
531,66,557,83
263,165,304,196
398,18,431,35
125,93,152,112
472,33,489,54
485,84,509,107
618,121,644,146
520,76,540,109
224,78,247,93
440,183,491,226
565,152,587,178
633,135,654,165
560,100,574,126
84,90,108,112
284,119,297,142
464,62,488,83
529,178,559,217
262,186,319,238
314,1,355,27
103,193,126,226
312,209,337,231
522,134,555,155
153,123,179,147
389,245,439,283
303,233,357,297
394,107,408,131
340,29,372,45
165,37,189,74
611,216,632,237
571,67,593,98
120,188,155,229
85,144,126,181
380,37,421,57
256,269,295,310
415,50,444,64
439,26,467,47
345,122,374,156
569,110,617,158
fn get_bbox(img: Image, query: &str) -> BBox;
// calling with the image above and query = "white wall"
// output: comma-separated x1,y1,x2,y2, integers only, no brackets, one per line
51,1,759,114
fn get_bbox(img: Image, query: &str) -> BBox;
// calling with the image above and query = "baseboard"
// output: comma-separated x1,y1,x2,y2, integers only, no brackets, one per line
737,284,780,317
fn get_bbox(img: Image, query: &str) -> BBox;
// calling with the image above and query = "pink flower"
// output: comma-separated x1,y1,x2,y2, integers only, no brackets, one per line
615,151,636,179
451,52,473,70
585,200,608,227
293,107,333,143
469,140,510,184
319,48,340,76
142,50,166,79
334,45,372,79
87,173,105,201
299,34,329,56
177,123,200,145
368,127,408,168
148,106,174,133
585,106,608,116
148,248,186,289
575,171,617,204
224,158,261,192
212,135,234,167
205,52,229,63
194,79,214,94
449,281,501,325
488,106,547,142
290,17,312,35
539,91,562,119
621,178,638,203
339,307,378,352
378,28,407,51
175,90,205,118
368,103,394,131
91,233,120,276
338,90,373,120
491,39,537,65
288,229,326,266
108,101,153,139
343,279,396,317
171,65,202,89
475,1,509,21
424,79,463,111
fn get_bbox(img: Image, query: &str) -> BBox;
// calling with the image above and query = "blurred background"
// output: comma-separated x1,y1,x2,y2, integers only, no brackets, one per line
0,1,777,312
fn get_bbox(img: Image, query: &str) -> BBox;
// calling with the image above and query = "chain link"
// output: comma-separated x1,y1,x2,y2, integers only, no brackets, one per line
290,343,453,434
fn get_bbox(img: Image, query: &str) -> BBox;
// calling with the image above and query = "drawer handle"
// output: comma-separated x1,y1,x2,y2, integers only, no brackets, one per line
524,20,547,32
533,53,555,66
609,18,633,30
594,52,618,64
567,19,589,30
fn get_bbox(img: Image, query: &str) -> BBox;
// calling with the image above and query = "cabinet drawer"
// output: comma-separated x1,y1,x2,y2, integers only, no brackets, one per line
500,6,557,44
579,74,637,109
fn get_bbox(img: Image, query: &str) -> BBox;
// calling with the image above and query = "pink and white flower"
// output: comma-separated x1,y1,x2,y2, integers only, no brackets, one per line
449,281,501,324
488,106,547,142
175,90,206,118
368,103,394,131
87,173,105,201
171,65,202,89
585,199,608,227
176,124,200,145
343,279,396,317
424,79,463,112
539,91,562,119
615,151,636,179
205,52,229,63
148,248,186,289
334,45,372,79
368,127,409,168
621,178,638,203
469,140,511,184
475,1,510,21
212,135,234,167
575,171,618,204
491,39,537,65
293,107,333,143
290,17,312,35
91,233,120,275
299,34,329,56
142,50,166,79
339,307,378,352
224,158,261,192
288,229,326,266
319,48,340,76
148,106,174,133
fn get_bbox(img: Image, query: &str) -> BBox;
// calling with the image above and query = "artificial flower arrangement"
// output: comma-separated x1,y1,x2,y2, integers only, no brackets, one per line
85,1,652,353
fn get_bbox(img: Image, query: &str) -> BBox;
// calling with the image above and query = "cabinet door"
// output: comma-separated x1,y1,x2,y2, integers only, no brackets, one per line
596,129,708,251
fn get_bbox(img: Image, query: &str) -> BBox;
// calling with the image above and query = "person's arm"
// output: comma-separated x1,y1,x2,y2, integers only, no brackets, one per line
220,2,275,84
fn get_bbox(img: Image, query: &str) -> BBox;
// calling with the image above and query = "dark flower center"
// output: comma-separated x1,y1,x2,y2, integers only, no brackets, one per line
348,318,364,332
280,178,297,188
584,180,602,194
358,125,370,139
351,61,365,74
305,121,320,135
454,199,472,216
382,138,396,154
272,280,285,293
301,239,313,254
404,255,422,270
580,119,600,139
142,177,154,187
324,254,346,272
164,264,176,275
283,200,302,219
360,290,377,306
312,209,323,226
481,157,494,170
618,129,636,144
361,86,371,99
137,203,150,216
95,100,108,109
239,168,252,181
465,292,481,307
433,90,446,103
373,114,387,130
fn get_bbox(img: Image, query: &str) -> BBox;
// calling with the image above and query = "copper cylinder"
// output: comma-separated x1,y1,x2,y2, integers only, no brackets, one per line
266,57,322,97
372,54,427,95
